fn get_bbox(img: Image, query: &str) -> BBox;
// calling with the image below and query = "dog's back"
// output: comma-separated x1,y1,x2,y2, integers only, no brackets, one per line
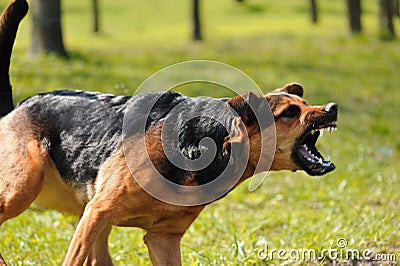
18,90,130,185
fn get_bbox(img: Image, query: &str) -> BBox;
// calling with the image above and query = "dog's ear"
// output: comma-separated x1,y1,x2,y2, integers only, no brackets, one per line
222,117,246,156
270,83,304,97
226,91,265,125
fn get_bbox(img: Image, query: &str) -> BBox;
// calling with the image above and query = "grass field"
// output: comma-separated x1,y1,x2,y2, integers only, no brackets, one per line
1,0,399,265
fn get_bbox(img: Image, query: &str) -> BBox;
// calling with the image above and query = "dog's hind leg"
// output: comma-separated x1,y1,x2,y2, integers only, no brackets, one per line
0,113,48,264
86,225,113,266
0,138,47,263
0,138,46,219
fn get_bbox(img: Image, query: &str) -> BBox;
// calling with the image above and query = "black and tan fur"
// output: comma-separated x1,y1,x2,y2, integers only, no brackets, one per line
0,1,338,265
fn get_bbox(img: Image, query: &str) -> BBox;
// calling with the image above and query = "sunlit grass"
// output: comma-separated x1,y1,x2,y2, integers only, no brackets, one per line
1,0,399,265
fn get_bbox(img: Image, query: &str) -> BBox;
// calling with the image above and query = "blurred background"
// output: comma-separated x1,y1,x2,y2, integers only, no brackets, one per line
1,0,399,264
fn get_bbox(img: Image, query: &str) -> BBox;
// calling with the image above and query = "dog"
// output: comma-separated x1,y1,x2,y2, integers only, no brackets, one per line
0,0,338,265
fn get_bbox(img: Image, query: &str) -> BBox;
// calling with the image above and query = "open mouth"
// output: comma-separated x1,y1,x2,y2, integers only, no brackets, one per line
294,122,337,176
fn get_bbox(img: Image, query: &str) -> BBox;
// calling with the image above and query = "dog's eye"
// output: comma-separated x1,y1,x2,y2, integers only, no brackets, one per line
281,105,300,118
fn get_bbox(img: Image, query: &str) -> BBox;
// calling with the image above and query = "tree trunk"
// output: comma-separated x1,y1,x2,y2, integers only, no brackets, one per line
192,0,202,40
393,0,400,16
310,0,318,23
93,0,100,33
378,0,396,39
29,0,68,57
346,0,362,33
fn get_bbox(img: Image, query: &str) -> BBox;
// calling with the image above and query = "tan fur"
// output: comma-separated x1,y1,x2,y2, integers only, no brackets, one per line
0,110,47,222
34,160,84,216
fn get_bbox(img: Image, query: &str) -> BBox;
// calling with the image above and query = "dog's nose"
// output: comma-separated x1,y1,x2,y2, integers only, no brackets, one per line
324,102,338,113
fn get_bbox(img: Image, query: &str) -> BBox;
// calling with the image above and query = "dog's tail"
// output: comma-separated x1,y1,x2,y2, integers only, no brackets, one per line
0,0,28,117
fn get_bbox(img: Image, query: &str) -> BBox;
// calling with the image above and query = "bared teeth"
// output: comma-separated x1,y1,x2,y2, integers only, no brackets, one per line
301,144,320,162
299,123,336,169
320,125,337,135
327,126,337,134
310,125,338,137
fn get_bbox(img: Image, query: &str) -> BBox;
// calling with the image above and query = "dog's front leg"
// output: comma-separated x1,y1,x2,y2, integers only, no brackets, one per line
63,199,111,266
87,225,113,266
144,232,183,266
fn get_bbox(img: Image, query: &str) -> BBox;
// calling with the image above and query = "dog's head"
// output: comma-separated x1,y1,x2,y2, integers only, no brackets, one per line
227,83,338,176
266,83,338,175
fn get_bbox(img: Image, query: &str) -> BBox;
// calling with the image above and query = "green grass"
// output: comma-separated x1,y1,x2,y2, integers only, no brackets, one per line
1,0,400,265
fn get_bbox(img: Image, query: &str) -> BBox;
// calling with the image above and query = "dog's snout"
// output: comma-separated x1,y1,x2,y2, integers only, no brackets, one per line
324,102,338,114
